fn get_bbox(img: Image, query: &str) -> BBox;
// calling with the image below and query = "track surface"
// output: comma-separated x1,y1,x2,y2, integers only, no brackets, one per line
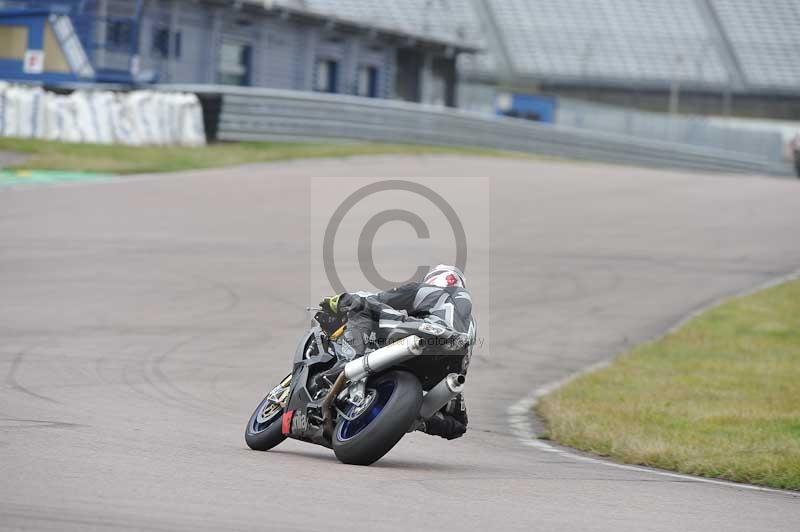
1,156,799,531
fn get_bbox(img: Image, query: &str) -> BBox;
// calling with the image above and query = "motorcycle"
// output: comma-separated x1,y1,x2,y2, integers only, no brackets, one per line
244,307,473,465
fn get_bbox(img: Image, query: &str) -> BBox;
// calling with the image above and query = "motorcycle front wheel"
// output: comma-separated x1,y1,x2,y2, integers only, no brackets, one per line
244,374,291,451
332,370,423,466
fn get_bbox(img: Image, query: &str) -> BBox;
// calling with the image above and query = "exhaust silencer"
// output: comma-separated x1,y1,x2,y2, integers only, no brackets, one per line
343,335,425,381
419,373,466,419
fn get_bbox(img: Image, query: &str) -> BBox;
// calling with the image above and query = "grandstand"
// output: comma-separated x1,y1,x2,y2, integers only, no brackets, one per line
471,0,800,118
1,0,798,119
709,0,800,91
308,0,800,119
482,0,729,87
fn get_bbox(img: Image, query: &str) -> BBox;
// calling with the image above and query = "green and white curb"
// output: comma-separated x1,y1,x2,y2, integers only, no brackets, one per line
0,170,116,188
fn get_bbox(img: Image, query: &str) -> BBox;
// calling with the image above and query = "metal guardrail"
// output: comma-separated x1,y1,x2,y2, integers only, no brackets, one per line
556,97,785,164
161,84,793,176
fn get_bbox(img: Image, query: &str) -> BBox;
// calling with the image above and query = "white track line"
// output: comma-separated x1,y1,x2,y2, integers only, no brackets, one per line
509,269,800,498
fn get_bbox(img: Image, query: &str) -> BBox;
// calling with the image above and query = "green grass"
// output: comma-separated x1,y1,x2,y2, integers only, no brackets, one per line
536,278,800,491
0,137,526,175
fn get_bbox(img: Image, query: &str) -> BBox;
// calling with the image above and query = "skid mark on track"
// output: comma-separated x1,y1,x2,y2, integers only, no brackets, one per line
0,417,83,430
5,344,62,404
144,274,247,414
185,276,241,321
114,343,207,415
154,271,243,325
147,335,230,416
120,341,212,416
98,272,251,416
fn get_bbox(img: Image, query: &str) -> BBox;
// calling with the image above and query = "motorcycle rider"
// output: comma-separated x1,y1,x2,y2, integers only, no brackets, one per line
321,264,473,440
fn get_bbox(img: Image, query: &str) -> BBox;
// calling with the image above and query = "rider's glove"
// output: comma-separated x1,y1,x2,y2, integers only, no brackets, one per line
320,293,358,316
320,294,343,315
320,295,340,315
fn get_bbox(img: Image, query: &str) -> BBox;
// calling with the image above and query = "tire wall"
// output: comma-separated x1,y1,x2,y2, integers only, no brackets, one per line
0,82,206,146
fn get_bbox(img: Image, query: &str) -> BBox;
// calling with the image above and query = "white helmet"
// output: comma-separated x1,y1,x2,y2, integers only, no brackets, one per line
423,264,466,288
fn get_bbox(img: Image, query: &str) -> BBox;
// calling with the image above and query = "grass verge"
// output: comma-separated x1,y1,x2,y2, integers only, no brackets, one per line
536,278,800,491
0,138,526,175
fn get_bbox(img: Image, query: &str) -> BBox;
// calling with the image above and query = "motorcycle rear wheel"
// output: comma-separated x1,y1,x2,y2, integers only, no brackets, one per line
332,370,422,466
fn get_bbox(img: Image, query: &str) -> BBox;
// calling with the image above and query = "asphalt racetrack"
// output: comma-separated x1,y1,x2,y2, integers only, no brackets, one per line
2,156,800,531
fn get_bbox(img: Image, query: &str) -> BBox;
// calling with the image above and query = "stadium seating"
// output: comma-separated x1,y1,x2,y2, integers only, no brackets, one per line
4,0,798,94
287,0,800,94
709,0,800,90
485,0,728,85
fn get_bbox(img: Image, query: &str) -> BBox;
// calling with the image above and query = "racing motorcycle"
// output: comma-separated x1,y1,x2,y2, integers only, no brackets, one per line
244,307,473,465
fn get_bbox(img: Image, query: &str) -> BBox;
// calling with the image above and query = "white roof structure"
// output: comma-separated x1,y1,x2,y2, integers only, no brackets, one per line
262,0,482,50
291,0,483,47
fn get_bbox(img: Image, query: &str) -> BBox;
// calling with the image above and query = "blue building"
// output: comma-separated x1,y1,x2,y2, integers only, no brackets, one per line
0,0,475,105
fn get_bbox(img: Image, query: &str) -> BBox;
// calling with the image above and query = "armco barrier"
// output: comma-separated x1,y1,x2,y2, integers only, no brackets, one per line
555,97,785,165
161,84,792,176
